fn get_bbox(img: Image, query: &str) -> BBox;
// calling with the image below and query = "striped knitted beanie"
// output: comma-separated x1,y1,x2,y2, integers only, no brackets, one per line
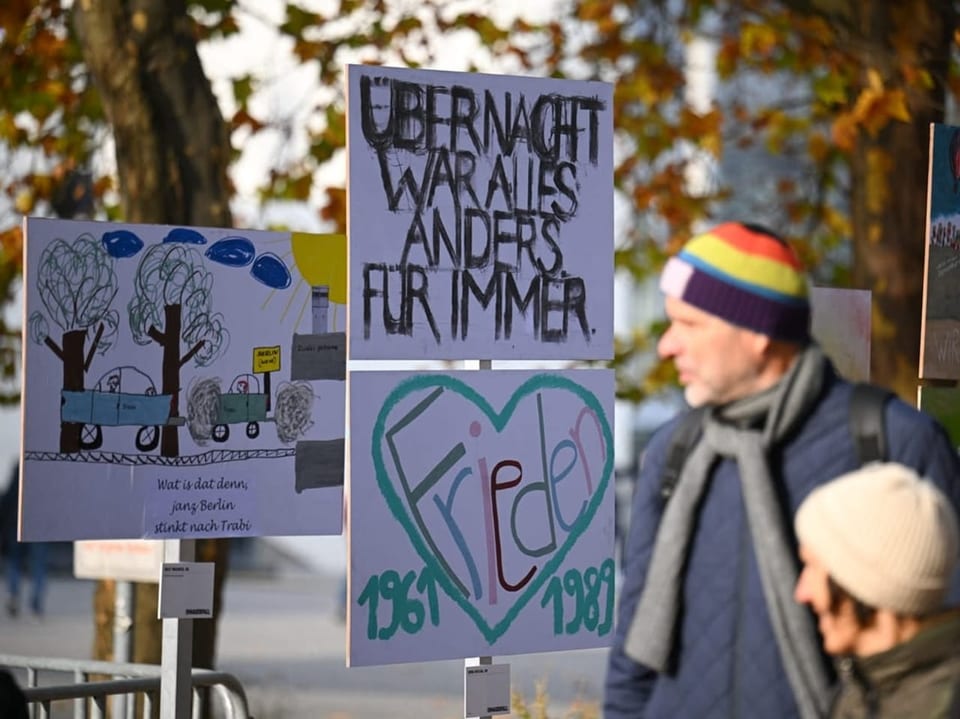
659,222,811,344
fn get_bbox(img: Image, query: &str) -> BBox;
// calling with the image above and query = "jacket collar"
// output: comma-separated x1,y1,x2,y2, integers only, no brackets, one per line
836,610,960,691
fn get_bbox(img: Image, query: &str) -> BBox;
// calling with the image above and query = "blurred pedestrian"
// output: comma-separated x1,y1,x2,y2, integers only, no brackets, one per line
1,462,47,617
795,462,960,718
0,668,29,719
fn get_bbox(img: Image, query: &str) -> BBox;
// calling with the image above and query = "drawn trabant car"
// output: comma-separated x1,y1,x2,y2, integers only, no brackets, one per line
209,373,268,443
61,366,171,452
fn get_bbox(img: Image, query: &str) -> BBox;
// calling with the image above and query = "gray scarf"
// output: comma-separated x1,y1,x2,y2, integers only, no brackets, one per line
624,344,832,719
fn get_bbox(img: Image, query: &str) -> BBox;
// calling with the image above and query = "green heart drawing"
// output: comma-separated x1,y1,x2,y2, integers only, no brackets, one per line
371,373,613,643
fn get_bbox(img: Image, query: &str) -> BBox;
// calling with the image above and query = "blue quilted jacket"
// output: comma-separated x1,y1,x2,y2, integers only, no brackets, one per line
604,371,960,719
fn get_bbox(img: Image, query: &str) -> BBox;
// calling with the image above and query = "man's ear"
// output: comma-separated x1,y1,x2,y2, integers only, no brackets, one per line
749,331,772,357
760,337,805,373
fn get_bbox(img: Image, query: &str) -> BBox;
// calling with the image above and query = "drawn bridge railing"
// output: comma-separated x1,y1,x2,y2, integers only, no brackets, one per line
0,654,251,719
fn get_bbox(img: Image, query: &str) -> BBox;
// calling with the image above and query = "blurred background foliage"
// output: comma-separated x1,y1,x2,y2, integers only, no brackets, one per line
1,0,956,407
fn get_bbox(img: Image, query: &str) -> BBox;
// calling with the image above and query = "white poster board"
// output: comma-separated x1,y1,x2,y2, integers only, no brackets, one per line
347,369,615,666
810,286,871,382
21,217,347,540
74,539,165,583
347,64,614,361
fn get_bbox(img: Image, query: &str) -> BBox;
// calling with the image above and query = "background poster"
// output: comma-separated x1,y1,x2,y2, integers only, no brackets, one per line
921,122,960,379
810,286,871,382
21,217,347,541
347,64,614,361
347,369,615,666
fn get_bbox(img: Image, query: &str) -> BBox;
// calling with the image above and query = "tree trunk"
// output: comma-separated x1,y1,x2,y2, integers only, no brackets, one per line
159,304,182,458
58,329,87,452
73,0,233,225
73,0,234,678
844,0,954,399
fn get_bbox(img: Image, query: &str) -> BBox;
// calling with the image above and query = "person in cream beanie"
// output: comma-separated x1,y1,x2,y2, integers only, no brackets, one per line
794,462,960,717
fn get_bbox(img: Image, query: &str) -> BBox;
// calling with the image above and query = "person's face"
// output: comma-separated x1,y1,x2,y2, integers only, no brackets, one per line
657,296,769,407
794,545,863,655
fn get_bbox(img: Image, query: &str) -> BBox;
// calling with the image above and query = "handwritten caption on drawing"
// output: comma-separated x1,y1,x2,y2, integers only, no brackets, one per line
149,476,252,536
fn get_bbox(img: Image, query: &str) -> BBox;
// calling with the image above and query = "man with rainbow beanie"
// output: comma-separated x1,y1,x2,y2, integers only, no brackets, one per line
603,222,960,719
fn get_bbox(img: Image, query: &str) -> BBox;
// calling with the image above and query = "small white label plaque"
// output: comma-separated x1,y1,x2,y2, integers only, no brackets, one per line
158,562,214,619
74,540,164,583
464,663,510,718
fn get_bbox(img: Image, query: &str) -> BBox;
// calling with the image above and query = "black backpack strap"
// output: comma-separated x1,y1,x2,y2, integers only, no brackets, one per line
849,383,894,465
659,407,708,503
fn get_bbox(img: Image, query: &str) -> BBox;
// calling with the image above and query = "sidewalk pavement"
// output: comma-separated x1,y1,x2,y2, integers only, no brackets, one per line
1,570,607,718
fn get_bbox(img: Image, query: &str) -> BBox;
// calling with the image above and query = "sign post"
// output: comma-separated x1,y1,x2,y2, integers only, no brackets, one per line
20,220,350,717
113,580,134,715
75,538,166,717
466,363,498,719
345,63,616,716
160,539,195,719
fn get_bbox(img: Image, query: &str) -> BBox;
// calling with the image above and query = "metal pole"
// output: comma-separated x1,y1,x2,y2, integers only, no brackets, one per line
160,539,195,719
112,581,134,719
467,359,494,719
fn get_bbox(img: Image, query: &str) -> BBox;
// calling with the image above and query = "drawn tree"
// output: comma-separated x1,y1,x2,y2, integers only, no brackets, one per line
128,242,228,458
27,234,119,453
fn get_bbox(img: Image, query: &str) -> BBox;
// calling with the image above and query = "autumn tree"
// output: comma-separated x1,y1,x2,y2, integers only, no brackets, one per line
5,1,957,396
564,0,957,400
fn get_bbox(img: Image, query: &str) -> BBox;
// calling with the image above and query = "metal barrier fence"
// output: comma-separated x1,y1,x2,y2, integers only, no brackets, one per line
0,654,251,719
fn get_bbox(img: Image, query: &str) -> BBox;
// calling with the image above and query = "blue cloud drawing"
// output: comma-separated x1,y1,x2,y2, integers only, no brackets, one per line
101,229,144,258
250,253,291,289
162,227,207,245
206,236,256,267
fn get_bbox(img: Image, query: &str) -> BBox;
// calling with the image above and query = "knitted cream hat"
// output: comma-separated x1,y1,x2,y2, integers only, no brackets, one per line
659,222,811,343
795,462,960,615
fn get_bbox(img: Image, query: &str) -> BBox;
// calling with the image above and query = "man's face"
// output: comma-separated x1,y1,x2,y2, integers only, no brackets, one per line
657,296,768,407
794,545,862,655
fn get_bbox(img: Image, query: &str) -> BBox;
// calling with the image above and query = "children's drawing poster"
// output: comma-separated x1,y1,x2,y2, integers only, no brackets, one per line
20,217,347,541
347,369,615,666
810,287,871,382
346,64,614,361
921,123,960,379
